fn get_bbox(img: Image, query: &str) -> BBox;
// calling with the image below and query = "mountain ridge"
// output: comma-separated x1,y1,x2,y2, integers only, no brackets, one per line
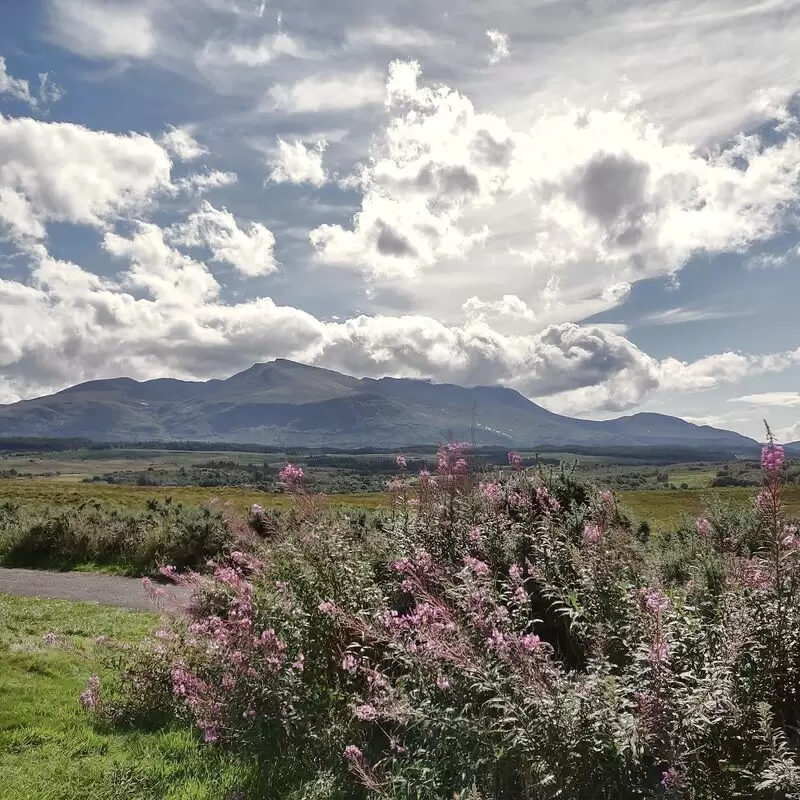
0,360,759,451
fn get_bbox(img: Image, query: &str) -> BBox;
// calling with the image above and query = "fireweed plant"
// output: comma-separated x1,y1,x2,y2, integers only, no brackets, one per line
79,439,800,798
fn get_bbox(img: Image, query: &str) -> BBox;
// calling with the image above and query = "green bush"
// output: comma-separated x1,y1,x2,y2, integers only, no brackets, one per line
0,500,233,574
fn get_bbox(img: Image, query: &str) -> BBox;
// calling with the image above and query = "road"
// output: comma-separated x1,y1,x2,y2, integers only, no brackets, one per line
0,567,190,611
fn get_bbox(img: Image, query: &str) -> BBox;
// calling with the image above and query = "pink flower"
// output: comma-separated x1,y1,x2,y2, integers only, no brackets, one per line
509,564,522,582
79,674,101,711
536,486,561,513
388,477,406,495
279,463,304,487
418,468,432,486
202,725,220,743
436,675,451,691
249,504,264,516
463,556,490,577
468,526,485,546
519,633,542,652
782,524,800,549
480,481,503,508
318,600,336,614
355,703,378,721
583,523,603,544
507,451,524,470
395,454,407,469
641,587,670,615
599,489,614,506
648,639,670,664
761,442,785,473
343,744,363,763
695,517,711,539
756,489,772,511
660,767,684,793
341,653,359,674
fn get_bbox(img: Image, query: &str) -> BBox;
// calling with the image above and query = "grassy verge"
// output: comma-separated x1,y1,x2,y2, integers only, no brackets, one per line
0,594,249,800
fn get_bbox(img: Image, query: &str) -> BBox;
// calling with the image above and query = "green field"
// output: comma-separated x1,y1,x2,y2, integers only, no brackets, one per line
619,486,800,527
0,595,248,800
2,477,800,527
0,479,390,512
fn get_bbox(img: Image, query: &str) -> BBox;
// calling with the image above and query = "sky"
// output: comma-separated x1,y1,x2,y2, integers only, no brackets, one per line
0,0,799,442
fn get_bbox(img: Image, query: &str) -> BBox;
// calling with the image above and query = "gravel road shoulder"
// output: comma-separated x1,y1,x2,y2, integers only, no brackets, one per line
0,567,189,611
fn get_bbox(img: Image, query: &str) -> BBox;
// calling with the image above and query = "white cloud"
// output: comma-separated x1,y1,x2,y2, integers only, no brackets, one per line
160,126,207,161
310,58,800,316
345,25,437,49
0,57,34,106
0,57,63,109
635,307,751,327
730,392,800,407
780,422,800,443
0,114,172,242
486,30,510,65
104,223,220,304
167,201,277,276
211,32,310,67
175,170,238,196
267,138,327,187
48,0,157,60
265,70,386,113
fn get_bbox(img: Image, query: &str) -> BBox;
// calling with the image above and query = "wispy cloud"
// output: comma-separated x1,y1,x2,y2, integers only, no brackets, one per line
730,392,800,407
634,308,753,327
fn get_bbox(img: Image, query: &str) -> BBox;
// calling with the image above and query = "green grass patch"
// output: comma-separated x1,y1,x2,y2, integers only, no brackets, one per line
618,485,800,527
0,594,250,799
0,478,391,512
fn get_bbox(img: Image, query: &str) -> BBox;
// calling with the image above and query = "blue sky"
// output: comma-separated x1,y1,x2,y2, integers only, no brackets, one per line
0,0,799,441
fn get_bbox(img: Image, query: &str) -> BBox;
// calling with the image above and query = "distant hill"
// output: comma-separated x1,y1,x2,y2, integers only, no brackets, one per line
0,359,759,452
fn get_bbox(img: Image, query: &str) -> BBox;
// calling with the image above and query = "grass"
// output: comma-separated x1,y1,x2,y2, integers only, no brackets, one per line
3,477,800,529
619,485,800,528
0,478,390,512
0,595,249,800
0,449,283,481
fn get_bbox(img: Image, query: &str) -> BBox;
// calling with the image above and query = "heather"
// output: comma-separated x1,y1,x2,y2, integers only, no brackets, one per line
77,438,800,798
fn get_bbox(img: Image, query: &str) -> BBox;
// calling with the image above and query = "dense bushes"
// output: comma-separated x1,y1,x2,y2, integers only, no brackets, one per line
0,499,233,574
78,442,800,798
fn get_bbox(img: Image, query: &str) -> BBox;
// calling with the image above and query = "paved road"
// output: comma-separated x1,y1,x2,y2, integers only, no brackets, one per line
0,567,190,611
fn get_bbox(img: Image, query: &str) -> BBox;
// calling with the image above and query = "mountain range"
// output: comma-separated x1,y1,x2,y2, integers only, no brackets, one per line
0,360,767,452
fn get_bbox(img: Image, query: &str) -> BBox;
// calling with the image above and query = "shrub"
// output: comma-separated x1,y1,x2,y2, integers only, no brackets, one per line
0,500,233,574
90,437,800,798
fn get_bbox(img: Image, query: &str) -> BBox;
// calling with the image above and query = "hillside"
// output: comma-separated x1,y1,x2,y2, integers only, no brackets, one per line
0,359,758,451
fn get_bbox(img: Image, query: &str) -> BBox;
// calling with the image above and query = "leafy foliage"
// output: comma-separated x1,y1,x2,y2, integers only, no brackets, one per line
91,439,800,798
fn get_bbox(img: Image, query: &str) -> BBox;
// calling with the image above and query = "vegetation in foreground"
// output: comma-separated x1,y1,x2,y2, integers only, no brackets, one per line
0,594,249,800
48,436,799,798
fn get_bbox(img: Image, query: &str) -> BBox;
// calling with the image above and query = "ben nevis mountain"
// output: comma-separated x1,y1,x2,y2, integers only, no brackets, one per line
0,360,760,452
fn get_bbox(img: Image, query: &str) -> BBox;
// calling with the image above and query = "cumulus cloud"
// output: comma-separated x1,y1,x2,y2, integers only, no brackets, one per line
267,138,327,187
48,0,157,60
160,126,207,161
486,30,510,65
3,226,798,412
309,57,800,314
167,201,277,276
0,114,172,242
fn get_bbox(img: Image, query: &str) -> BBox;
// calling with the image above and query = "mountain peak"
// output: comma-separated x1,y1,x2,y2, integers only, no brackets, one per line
0,362,758,451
